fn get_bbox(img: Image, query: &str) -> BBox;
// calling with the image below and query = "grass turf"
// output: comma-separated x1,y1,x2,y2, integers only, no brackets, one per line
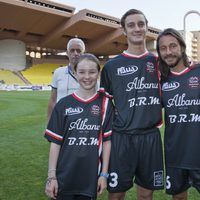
0,91,199,199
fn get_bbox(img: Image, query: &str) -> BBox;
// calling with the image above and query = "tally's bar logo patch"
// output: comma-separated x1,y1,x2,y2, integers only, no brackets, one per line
65,107,83,115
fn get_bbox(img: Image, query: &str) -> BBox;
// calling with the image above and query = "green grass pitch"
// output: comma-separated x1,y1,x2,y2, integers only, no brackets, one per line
0,91,199,199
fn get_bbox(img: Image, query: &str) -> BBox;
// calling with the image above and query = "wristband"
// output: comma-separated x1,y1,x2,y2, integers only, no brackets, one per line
100,172,109,178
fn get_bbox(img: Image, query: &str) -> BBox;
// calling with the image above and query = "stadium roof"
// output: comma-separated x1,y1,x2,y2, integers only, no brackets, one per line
0,0,161,56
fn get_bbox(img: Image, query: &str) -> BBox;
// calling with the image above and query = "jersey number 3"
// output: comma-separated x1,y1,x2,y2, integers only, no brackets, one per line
109,172,118,188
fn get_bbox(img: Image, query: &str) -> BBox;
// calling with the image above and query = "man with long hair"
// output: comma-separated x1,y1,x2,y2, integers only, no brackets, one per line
157,28,200,200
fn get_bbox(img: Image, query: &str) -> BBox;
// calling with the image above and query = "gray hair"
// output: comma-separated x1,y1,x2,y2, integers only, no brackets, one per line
67,38,85,53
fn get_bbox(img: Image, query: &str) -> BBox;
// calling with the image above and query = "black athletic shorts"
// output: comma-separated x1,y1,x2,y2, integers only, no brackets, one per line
166,167,200,195
107,128,164,193
55,194,95,200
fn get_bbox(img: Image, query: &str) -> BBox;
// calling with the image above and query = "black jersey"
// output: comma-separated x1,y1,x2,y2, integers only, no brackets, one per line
100,51,162,134
45,92,113,198
161,64,200,169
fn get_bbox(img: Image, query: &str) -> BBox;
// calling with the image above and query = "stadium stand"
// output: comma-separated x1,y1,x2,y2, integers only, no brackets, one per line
21,63,61,85
0,69,26,85
0,0,160,90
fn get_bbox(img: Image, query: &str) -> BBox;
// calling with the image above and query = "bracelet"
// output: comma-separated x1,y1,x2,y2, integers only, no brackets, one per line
100,172,109,178
48,169,56,173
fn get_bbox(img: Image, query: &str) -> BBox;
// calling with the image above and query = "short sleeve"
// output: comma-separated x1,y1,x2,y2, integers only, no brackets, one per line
51,68,59,89
100,63,113,97
102,96,114,141
44,101,65,145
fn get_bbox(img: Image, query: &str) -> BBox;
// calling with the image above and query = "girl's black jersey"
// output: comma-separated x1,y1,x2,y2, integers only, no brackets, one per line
161,64,200,169
100,51,162,134
45,92,113,198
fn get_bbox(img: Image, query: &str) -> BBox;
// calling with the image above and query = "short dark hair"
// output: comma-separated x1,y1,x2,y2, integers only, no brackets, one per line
120,9,148,28
156,28,189,78
74,53,100,72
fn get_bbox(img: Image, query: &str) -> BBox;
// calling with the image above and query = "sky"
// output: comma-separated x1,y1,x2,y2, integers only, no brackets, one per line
54,0,200,32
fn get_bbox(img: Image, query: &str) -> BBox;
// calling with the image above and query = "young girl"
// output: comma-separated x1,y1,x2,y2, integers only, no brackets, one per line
44,53,113,200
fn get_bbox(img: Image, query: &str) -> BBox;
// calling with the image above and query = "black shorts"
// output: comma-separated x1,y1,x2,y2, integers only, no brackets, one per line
55,194,95,200
166,167,200,195
107,128,164,193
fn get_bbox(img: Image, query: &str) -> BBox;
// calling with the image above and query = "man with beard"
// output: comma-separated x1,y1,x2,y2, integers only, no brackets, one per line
100,9,164,200
157,28,200,200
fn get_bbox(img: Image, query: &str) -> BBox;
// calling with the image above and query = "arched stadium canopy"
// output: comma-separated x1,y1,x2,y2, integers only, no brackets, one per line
0,0,161,56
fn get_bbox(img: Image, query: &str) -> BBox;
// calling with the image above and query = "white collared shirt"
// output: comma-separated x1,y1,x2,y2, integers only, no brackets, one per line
51,66,79,102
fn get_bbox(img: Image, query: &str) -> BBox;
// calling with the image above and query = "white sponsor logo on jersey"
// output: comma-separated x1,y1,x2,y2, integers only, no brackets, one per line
68,137,98,146
65,107,83,115
128,96,160,107
168,113,200,124
117,65,138,76
69,118,100,130
167,93,200,108
126,77,158,91
162,82,180,91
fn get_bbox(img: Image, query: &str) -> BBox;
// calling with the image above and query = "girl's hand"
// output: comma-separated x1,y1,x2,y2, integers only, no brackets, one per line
97,176,107,196
45,177,58,199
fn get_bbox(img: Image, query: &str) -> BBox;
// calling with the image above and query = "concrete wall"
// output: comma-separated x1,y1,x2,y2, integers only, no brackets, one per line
0,39,26,71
